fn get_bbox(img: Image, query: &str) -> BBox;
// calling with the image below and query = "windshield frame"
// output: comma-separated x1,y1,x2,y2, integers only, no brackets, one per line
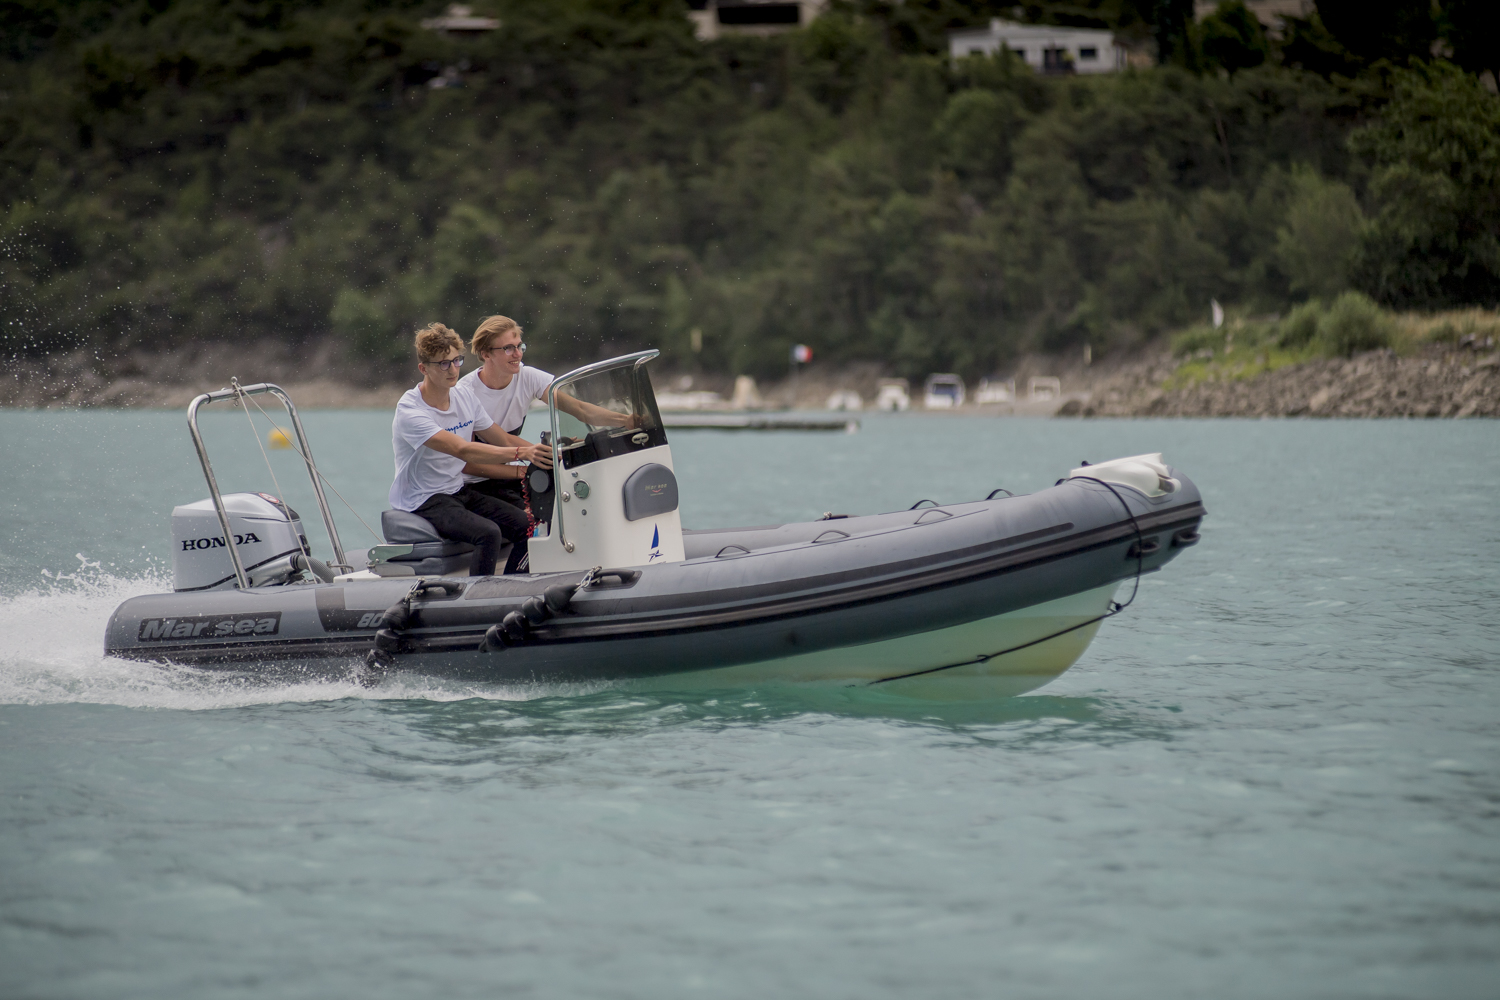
545,349,663,555
545,349,664,470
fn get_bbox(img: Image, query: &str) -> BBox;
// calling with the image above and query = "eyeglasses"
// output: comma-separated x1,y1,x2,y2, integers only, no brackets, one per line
426,357,464,371
492,343,526,357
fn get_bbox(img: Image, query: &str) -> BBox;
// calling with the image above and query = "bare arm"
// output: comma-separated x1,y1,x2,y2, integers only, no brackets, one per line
474,424,553,468
554,389,635,428
423,429,549,467
454,425,553,479
461,460,526,480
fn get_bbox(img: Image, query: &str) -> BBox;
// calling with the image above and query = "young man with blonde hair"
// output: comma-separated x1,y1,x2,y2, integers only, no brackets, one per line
389,323,550,575
459,314,633,505
457,315,555,506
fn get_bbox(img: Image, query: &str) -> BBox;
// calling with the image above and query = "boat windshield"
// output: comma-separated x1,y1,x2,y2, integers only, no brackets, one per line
551,361,668,470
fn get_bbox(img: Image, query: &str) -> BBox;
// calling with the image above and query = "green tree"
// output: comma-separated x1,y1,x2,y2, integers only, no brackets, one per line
1275,165,1364,300
1276,12,1361,77
1350,62,1500,308
1153,0,1197,69
935,87,1027,200
1198,1,1270,75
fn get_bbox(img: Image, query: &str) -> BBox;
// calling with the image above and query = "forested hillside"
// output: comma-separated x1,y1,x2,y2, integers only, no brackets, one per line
2,0,1497,380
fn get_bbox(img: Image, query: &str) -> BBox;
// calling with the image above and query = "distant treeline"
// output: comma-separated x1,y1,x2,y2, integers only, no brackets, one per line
2,0,1498,380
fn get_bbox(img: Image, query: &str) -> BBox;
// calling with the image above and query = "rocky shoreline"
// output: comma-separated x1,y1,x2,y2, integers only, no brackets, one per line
2,339,1496,418
1066,343,1500,419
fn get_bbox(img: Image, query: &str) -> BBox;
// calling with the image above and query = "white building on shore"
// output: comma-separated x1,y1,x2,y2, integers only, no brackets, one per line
947,19,1127,75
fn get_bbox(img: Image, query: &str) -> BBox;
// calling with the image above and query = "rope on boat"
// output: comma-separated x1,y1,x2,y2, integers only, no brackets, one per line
231,379,305,560
869,475,1146,687
236,384,383,545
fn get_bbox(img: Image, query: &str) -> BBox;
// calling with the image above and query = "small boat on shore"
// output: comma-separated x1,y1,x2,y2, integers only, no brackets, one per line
104,351,1205,698
923,373,966,409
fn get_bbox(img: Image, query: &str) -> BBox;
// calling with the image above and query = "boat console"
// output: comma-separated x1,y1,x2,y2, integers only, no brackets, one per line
526,350,684,573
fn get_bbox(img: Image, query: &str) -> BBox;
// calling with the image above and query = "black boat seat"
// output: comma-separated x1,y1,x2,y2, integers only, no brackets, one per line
374,510,509,577
382,509,448,544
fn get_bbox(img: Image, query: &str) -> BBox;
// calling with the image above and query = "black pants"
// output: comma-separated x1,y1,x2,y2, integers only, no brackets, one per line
414,487,529,575
467,476,526,508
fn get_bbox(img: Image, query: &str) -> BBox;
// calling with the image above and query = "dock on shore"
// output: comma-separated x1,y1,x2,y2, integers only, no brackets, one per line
663,415,859,432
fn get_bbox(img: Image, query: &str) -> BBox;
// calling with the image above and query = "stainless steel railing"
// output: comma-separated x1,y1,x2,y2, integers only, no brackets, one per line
186,381,347,589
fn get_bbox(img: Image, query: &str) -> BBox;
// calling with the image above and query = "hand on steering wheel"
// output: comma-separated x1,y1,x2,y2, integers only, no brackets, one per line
519,440,554,470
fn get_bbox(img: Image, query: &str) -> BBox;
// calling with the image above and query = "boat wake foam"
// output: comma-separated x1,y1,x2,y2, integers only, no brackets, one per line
0,561,610,709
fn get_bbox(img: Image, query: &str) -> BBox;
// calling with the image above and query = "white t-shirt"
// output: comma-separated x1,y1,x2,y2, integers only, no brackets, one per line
389,384,494,512
456,365,554,483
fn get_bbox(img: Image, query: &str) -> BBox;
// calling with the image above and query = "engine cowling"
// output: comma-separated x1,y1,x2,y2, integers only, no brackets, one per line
171,492,308,591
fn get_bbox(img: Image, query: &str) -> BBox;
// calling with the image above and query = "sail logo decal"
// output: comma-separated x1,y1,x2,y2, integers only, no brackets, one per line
181,532,263,551
138,612,282,641
648,525,664,562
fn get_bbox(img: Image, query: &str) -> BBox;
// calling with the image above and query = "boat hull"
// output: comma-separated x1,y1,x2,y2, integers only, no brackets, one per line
104,474,1205,699
628,583,1115,699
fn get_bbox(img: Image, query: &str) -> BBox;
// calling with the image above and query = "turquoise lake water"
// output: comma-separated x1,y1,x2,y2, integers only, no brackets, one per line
1,410,1498,998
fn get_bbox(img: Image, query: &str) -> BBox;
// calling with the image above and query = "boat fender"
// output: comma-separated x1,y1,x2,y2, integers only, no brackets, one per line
543,581,582,614
479,624,507,653
380,601,412,631
543,584,576,614
539,566,602,616
501,611,529,642
521,596,550,625
363,625,404,674
291,553,336,583
363,592,420,669
373,628,404,655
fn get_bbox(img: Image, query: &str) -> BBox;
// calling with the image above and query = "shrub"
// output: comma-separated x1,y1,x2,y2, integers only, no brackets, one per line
1316,291,1393,356
1198,1,1272,74
1276,300,1324,348
1426,320,1461,344
1171,324,1223,357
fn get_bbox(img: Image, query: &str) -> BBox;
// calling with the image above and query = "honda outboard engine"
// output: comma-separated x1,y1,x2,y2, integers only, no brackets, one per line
171,492,308,591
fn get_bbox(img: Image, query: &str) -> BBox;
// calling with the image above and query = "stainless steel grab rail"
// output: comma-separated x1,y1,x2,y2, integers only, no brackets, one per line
186,381,348,589
546,350,660,555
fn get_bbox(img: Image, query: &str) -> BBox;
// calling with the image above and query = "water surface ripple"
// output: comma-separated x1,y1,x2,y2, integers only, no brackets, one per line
1,413,1497,998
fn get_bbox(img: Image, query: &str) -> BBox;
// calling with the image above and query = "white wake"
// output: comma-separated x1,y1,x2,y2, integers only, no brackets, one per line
0,558,605,709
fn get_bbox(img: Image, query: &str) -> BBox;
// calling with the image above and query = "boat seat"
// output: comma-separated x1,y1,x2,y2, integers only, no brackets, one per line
382,509,448,544
373,509,509,577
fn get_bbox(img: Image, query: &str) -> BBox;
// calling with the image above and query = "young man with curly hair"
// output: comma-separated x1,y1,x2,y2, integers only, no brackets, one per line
388,323,552,575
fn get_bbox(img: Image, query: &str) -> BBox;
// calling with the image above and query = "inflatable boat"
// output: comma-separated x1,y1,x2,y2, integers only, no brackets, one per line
104,351,1205,698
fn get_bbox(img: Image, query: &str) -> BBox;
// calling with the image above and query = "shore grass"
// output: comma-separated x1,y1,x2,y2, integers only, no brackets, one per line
1162,301,1500,389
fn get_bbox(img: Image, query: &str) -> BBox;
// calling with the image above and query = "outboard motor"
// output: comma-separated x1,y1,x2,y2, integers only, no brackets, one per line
171,492,309,591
